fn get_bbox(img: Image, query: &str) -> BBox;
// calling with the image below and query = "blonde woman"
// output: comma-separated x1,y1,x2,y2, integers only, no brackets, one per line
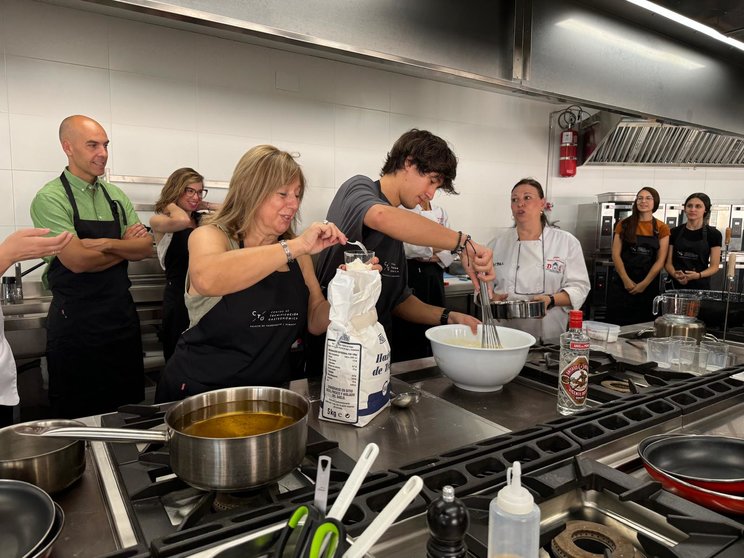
155,146,349,402
150,168,216,360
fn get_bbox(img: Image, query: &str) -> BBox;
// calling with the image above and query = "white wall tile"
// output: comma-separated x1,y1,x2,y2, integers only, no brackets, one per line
111,124,198,178
334,147,384,187
6,56,110,120
390,74,439,121
0,53,8,113
0,114,11,169
704,168,744,201
108,18,197,81
110,71,196,131
270,50,338,104
334,106,389,152
2,0,109,68
13,169,58,227
602,168,656,195
194,35,275,94
0,227,17,262
273,141,335,194
8,113,67,172
297,185,337,227
0,170,14,225
271,95,334,146
331,62,391,112
196,86,273,139
197,132,271,182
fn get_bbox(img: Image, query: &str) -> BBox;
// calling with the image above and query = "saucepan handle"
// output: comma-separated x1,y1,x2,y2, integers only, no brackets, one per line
15,425,170,443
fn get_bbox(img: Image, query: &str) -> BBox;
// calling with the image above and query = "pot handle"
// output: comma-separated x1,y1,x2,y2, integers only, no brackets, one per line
652,295,662,316
15,425,170,443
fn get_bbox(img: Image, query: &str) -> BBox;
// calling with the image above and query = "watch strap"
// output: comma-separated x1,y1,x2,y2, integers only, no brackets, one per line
440,308,451,325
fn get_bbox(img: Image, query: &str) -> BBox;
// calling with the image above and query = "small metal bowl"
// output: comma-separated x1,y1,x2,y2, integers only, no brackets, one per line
491,300,545,319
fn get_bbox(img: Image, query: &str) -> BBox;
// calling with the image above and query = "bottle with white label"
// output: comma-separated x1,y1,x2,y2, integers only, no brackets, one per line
557,310,590,415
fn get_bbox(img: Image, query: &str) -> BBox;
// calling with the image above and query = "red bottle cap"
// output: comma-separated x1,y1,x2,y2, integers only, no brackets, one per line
568,310,584,329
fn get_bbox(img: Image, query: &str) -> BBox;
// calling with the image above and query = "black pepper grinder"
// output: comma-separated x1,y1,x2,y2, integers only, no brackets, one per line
426,485,470,558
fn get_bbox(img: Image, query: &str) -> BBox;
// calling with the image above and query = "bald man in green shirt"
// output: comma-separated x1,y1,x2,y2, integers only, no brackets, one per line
30,115,153,418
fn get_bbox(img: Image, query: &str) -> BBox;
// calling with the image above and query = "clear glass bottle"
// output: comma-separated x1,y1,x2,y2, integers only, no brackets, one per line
557,310,590,415
488,461,540,558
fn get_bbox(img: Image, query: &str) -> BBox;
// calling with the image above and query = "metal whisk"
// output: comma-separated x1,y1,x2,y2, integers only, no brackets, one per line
479,280,502,349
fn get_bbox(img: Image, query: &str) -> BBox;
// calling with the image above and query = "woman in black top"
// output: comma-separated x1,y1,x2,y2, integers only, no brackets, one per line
151,168,216,361
665,192,722,290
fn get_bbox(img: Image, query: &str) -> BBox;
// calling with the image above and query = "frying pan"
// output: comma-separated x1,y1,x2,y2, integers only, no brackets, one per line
0,419,86,494
639,434,744,494
0,479,56,558
639,439,744,515
29,503,64,558
19,386,309,492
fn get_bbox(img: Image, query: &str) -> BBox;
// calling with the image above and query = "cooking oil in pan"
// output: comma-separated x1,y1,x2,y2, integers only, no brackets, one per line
181,411,296,438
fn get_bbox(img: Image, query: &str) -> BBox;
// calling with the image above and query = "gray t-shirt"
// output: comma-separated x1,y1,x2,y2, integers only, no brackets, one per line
315,175,412,336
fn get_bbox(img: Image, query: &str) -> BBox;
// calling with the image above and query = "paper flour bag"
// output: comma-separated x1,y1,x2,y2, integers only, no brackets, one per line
320,269,390,426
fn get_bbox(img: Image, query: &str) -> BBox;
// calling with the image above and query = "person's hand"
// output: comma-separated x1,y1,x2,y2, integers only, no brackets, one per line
628,280,648,294
448,311,480,334
489,291,509,302
459,239,495,286
0,229,73,262
81,238,111,252
682,270,699,282
533,294,552,312
295,221,347,256
622,277,636,291
123,223,150,240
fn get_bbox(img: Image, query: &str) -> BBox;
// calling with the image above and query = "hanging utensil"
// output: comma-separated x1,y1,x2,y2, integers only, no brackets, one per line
342,476,424,558
314,456,332,514
327,443,379,521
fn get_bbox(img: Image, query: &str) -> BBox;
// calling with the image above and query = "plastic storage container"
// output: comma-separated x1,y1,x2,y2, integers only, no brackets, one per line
488,461,540,558
582,320,620,343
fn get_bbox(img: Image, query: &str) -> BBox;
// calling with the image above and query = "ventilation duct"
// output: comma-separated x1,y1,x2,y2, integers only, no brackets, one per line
579,112,744,167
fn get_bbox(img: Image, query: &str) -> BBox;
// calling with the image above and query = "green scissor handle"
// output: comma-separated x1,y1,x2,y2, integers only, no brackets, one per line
307,520,342,558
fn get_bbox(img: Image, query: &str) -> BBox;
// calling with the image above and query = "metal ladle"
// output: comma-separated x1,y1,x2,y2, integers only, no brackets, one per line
390,390,420,408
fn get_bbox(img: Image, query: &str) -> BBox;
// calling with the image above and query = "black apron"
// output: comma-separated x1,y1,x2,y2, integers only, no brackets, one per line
160,216,199,361
391,260,445,362
155,250,309,403
607,220,661,326
45,173,144,418
670,226,711,290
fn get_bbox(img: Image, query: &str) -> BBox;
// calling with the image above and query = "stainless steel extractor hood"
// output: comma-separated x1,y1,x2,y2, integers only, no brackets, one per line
579,111,744,167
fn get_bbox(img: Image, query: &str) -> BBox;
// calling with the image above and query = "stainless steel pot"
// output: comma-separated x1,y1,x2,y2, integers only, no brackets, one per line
20,386,309,492
0,419,85,494
654,316,706,342
491,300,546,319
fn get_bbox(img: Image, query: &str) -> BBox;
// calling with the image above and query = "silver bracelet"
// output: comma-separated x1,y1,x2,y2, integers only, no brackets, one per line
279,239,294,263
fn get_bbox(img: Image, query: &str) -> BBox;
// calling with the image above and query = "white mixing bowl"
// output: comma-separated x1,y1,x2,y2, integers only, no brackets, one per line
425,325,536,392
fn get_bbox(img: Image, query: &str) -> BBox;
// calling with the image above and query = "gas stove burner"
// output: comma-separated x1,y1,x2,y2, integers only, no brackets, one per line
551,520,635,558
212,485,280,512
600,380,633,394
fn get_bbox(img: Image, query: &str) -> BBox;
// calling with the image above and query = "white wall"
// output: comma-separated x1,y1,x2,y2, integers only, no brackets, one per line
1,0,742,281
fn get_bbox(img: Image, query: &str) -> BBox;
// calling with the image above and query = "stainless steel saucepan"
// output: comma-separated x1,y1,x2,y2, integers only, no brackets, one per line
491,300,546,319
17,386,308,492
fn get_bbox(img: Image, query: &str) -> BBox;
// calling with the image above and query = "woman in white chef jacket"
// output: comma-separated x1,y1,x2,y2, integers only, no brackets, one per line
488,178,590,343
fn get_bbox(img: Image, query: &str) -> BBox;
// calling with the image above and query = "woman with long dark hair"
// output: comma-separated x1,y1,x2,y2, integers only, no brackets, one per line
665,192,722,290
607,187,670,326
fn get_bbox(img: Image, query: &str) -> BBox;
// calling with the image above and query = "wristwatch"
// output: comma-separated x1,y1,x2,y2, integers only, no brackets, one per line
547,294,556,310
440,308,451,325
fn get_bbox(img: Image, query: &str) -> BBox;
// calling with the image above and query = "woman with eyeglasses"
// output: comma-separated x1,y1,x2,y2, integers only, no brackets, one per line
155,145,352,403
151,167,218,361
487,178,590,343
664,192,722,291
607,187,670,326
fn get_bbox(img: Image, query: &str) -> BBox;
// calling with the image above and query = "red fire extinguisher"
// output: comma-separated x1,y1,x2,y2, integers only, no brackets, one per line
559,128,578,177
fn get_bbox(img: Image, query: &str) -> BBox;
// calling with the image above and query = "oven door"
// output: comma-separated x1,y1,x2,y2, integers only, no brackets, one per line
598,203,633,252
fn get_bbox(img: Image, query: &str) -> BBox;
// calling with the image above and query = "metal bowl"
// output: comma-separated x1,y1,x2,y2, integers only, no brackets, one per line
490,300,546,319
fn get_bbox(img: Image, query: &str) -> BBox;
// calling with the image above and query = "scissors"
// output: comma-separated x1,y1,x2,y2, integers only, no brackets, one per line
274,504,349,558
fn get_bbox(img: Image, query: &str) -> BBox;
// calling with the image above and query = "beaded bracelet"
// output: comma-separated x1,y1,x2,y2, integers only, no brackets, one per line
452,234,472,256
450,231,463,255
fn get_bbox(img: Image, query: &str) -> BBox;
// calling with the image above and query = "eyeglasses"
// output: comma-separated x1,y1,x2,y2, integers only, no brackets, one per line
636,196,654,202
184,187,208,199
514,239,546,295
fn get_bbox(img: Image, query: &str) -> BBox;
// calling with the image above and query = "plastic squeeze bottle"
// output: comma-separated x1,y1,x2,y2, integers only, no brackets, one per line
487,461,540,558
